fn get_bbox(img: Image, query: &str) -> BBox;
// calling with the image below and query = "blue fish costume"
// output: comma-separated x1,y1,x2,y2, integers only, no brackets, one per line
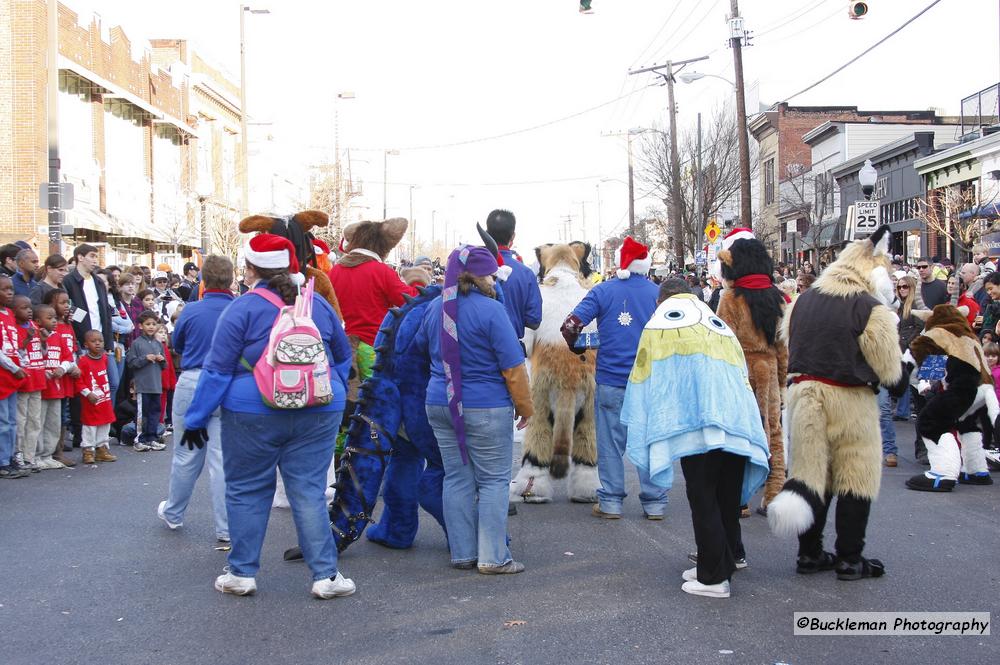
621,293,770,596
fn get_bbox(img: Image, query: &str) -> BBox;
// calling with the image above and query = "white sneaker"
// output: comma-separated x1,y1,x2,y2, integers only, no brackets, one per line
311,572,356,599
37,458,63,470
682,566,698,582
149,441,166,451
682,579,731,598
157,501,183,530
214,570,257,596
134,442,151,452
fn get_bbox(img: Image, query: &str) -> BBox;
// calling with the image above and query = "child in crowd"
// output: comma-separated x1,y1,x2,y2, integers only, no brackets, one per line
35,303,70,469
112,381,138,447
75,330,117,464
43,288,79,467
0,276,28,478
126,311,166,452
14,295,45,471
157,323,177,433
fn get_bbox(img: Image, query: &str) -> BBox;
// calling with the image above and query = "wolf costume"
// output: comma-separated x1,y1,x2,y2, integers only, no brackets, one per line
768,225,908,581
510,243,599,504
906,303,997,492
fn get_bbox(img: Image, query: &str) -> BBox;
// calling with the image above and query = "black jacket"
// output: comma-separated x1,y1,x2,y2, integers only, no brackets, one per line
63,267,114,349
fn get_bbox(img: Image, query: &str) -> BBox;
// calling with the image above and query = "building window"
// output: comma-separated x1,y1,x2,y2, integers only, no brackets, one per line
764,158,775,205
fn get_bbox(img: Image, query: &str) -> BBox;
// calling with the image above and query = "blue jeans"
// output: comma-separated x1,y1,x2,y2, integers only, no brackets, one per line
895,387,911,419
427,404,513,568
162,370,228,539
0,393,17,466
105,352,120,406
139,393,161,443
221,408,341,581
595,384,669,515
878,387,896,455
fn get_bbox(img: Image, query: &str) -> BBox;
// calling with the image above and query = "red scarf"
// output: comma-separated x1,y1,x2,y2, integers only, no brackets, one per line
733,274,774,290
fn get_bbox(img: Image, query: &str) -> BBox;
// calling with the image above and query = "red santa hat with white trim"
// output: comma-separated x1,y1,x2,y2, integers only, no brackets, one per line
615,236,652,280
721,227,755,251
244,233,305,285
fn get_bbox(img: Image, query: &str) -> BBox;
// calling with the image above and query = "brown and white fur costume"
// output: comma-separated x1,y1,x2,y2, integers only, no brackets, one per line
768,225,905,580
716,235,788,510
510,244,599,503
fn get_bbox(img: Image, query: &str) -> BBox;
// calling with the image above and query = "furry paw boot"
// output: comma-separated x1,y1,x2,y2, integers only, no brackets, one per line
958,471,993,485
835,556,885,581
568,462,599,503
510,462,553,503
905,472,956,492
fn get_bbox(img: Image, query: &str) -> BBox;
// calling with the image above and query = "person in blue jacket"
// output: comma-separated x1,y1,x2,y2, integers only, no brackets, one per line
485,209,542,343
181,234,354,600
561,236,668,519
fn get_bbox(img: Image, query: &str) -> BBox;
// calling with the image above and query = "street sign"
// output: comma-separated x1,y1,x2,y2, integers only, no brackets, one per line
786,219,797,234
38,182,74,210
707,241,721,263
704,219,721,244
853,200,879,235
695,250,707,266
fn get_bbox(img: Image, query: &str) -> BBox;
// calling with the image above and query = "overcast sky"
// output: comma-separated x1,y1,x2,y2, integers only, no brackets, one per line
68,0,1000,253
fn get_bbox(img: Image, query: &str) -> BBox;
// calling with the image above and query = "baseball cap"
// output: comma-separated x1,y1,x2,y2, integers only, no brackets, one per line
183,262,197,273
152,271,168,282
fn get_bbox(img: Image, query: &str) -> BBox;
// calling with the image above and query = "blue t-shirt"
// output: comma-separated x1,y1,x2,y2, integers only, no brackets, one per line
499,249,543,340
415,291,525,408
196,284,352,415
570,274,659,387
172,292,234,370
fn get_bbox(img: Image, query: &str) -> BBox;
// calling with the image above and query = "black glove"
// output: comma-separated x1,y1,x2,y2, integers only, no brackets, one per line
180,427,209,450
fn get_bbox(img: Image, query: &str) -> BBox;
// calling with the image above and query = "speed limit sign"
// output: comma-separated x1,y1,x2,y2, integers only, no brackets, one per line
853,200,879,235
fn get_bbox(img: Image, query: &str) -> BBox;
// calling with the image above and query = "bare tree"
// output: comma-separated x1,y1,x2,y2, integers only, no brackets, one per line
636,105,755,264
914,184,999,262
778,165,839,273
209,208,243,263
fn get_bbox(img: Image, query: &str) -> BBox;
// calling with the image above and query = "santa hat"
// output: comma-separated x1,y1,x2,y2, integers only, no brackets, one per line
312,237,330,256
245,233,305,285
615,236,651,280
721,227,755,251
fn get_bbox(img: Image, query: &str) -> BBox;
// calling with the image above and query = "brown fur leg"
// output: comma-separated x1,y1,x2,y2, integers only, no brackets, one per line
571,381,597,466
786,383,831,498
747,355,785,506
828,387,881,500
550,390,576,478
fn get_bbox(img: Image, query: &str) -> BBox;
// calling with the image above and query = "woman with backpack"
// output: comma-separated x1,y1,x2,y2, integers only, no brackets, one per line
180,234,354,600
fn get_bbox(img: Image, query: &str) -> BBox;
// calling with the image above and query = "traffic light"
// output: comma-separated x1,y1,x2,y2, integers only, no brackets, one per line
848,2,869,19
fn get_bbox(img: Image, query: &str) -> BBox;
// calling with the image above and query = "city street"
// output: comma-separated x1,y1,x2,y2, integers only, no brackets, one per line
1,421,996,665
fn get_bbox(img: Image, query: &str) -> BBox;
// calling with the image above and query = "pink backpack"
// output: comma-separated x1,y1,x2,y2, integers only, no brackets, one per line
245,279,333,409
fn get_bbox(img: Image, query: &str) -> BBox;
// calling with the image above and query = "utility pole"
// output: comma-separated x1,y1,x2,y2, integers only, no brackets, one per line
629,55,708,267
696,112,703,233
729,0,753,228
627,132,636,236
408,185,417,259
46,0,61,257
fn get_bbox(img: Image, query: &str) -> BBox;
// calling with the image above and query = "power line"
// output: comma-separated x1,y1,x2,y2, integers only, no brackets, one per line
354,84,658,152
755,0,832,37
781,0,946,103
656,0,725,64
645,1,705,65
629,1,688,69
762,4,843,46
367,173,628,188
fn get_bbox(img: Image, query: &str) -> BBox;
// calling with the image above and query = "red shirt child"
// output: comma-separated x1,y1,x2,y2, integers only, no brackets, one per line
0,301,26,400
76,344,115,427
15,305,46,394
40,315,72,401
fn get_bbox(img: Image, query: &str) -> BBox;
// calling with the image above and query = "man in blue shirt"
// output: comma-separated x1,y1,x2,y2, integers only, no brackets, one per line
486,209,542,344
11,249,38,298
156,254,235,544
561,236,667,519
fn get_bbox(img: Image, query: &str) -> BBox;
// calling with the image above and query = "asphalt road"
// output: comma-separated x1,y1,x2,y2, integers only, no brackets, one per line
1,420,996,665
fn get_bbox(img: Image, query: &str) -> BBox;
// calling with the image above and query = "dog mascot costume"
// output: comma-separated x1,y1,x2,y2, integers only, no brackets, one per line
511,243,599,504
238,210,341,315
906,303,996,492
768,225,907,581
715,228,788,512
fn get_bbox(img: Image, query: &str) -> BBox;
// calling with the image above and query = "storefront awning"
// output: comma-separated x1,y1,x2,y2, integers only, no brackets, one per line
889,218,925,233
959,203,1000,220
66,206,119,234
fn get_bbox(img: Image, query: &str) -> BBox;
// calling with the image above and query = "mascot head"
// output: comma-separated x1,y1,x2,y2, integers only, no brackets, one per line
339,218,408,260
716,229,785,345
238,210,341,313
814,224,895,307
910,303,990,383
568,241,594,278
534,242,588,280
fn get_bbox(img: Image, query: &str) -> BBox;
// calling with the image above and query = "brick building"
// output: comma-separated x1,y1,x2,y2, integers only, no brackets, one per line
0,1,244,267
749,104,941,256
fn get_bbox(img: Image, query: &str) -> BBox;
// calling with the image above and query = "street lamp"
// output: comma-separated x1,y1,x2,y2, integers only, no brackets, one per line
678,71,736,88
383,149,399,219
859,159,878,200
239,5,270,219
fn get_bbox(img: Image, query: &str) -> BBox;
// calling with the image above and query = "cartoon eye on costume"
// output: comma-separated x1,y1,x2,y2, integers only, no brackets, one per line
665,310,684,320
649,297,703,330
703,315,736,337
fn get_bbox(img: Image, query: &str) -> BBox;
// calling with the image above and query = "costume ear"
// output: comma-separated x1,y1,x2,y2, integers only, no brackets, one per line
382,218,408,248
869,224,891,256
571,243,586,262
958,305,970,317
239,215,275,234
911,309,932,321
292,210,329,230
718,249,733,267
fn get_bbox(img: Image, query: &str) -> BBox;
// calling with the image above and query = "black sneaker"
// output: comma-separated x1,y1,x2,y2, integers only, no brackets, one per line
796,551,835,574
0,465,28,479
688,552,748,570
